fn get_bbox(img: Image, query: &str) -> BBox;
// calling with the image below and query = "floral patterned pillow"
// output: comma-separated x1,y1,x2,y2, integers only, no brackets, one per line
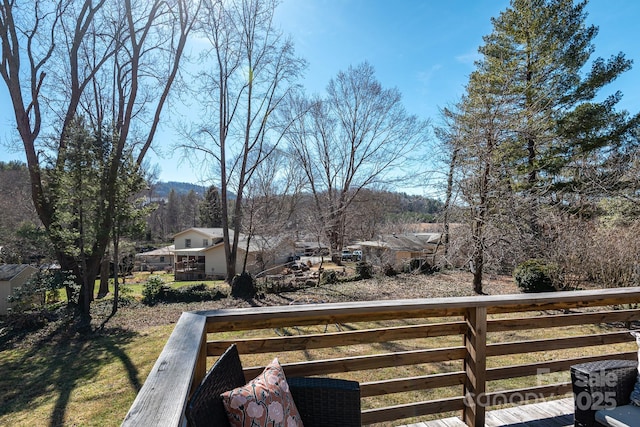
221,357,304,427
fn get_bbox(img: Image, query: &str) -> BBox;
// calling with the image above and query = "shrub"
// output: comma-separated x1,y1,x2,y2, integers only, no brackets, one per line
382,263,398,277
513,259,557,293
320,270,338,285
231,272,256,299
142,276,168,305
355,262,374,279
143,277,227,304
165,283,226,302
117,283,135,306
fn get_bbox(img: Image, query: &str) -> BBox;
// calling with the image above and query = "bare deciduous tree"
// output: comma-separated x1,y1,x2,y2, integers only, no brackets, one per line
284,62,430,254
438,65,519,294
0,0,199,326
186,0,305,284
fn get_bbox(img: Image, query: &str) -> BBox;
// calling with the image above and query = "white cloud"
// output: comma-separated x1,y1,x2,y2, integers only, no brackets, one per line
455,51,481,65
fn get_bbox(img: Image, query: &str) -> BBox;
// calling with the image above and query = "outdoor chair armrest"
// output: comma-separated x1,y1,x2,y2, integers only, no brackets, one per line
571,359,638,427
288,376,361,427
185,345,246,427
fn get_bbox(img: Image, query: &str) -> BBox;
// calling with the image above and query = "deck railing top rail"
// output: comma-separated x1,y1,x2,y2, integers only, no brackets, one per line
122,286,640,427
196,285,640,318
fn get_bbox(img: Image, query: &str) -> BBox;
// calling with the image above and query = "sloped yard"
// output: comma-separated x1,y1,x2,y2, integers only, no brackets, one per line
0,270,521,426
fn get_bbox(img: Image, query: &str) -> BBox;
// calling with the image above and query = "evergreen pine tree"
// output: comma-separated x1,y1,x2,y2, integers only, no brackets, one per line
199,186,223,228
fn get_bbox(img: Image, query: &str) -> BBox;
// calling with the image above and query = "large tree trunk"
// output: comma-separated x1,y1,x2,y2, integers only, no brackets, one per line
98,253,110,298
111,236,120,316
57,250,102,328
471,247,484,295
442,146,459,262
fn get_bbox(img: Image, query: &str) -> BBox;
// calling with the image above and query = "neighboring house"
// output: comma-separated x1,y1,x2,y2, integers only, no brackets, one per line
357,233,442,266
294,241,329,257
0,264,38,315
135,245,175,272
173,228,290,281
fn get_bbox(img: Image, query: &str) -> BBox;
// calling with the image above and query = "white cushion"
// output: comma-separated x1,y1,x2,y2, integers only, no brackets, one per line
595,404,640,427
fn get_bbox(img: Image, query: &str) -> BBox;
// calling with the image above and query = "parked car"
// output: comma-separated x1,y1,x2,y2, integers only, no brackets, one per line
352,250,362,261
341,250,353,261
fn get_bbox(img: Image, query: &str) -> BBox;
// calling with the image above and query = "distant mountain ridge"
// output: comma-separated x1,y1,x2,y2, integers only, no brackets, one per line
152,181,206,198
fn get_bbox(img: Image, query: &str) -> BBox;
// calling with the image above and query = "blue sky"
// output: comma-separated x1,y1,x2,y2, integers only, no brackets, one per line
1,0,638,187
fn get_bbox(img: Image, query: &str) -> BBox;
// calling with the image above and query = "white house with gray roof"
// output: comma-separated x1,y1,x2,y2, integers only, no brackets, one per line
172,228,291,280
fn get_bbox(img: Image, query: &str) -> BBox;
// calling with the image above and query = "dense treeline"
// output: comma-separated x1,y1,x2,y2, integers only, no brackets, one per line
0,162,48,264
0,163,444,257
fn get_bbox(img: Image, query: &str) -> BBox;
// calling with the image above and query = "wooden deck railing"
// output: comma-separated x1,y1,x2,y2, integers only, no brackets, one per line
122,287,640,426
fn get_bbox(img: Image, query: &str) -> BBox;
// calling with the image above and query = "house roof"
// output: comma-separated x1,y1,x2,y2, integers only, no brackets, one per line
173,227,288,254
136,245,175,257
173,234,284,255
172,228,235,239
358,233,441,252
238,235,285,253
174,247,209,254
0,264,36,281
295,241,329,249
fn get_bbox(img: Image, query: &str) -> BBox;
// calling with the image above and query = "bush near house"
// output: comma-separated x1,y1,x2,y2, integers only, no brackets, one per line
142,276,227,305
355,262,374,279
513,259,557,293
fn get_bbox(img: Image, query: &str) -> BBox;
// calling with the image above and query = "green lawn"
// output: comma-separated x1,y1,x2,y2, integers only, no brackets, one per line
0,272,230,426
0,323,173,427
94,271,228,300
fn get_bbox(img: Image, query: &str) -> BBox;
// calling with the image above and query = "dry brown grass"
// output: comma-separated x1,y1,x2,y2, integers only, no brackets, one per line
99,269,518,333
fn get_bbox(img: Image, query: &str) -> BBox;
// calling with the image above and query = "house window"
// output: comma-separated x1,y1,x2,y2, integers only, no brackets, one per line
160,256,165,263
203,239,209,247
185,238,191,248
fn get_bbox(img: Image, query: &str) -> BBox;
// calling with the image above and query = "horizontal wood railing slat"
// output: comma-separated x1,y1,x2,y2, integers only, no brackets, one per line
486,352,637,382
361,396,465,425
207,321,467,355
243,347,467,379
488,309,640,332
200,286,640,332
360,371,466,397
204,308,467,332
486,331,634,356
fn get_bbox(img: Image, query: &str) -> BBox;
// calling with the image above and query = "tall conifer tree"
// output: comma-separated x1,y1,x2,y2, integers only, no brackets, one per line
442,0,639,293
478,0,638,221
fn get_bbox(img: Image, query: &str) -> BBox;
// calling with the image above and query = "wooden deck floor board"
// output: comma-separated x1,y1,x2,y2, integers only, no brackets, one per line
404,397,574,427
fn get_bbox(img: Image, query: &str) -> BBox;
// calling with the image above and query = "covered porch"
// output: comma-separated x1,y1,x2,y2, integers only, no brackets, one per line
122,287,640,426
174,248,207,281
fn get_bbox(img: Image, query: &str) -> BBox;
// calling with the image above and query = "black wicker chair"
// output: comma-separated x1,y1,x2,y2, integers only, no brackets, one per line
571,359,640,427
185,345,361,427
